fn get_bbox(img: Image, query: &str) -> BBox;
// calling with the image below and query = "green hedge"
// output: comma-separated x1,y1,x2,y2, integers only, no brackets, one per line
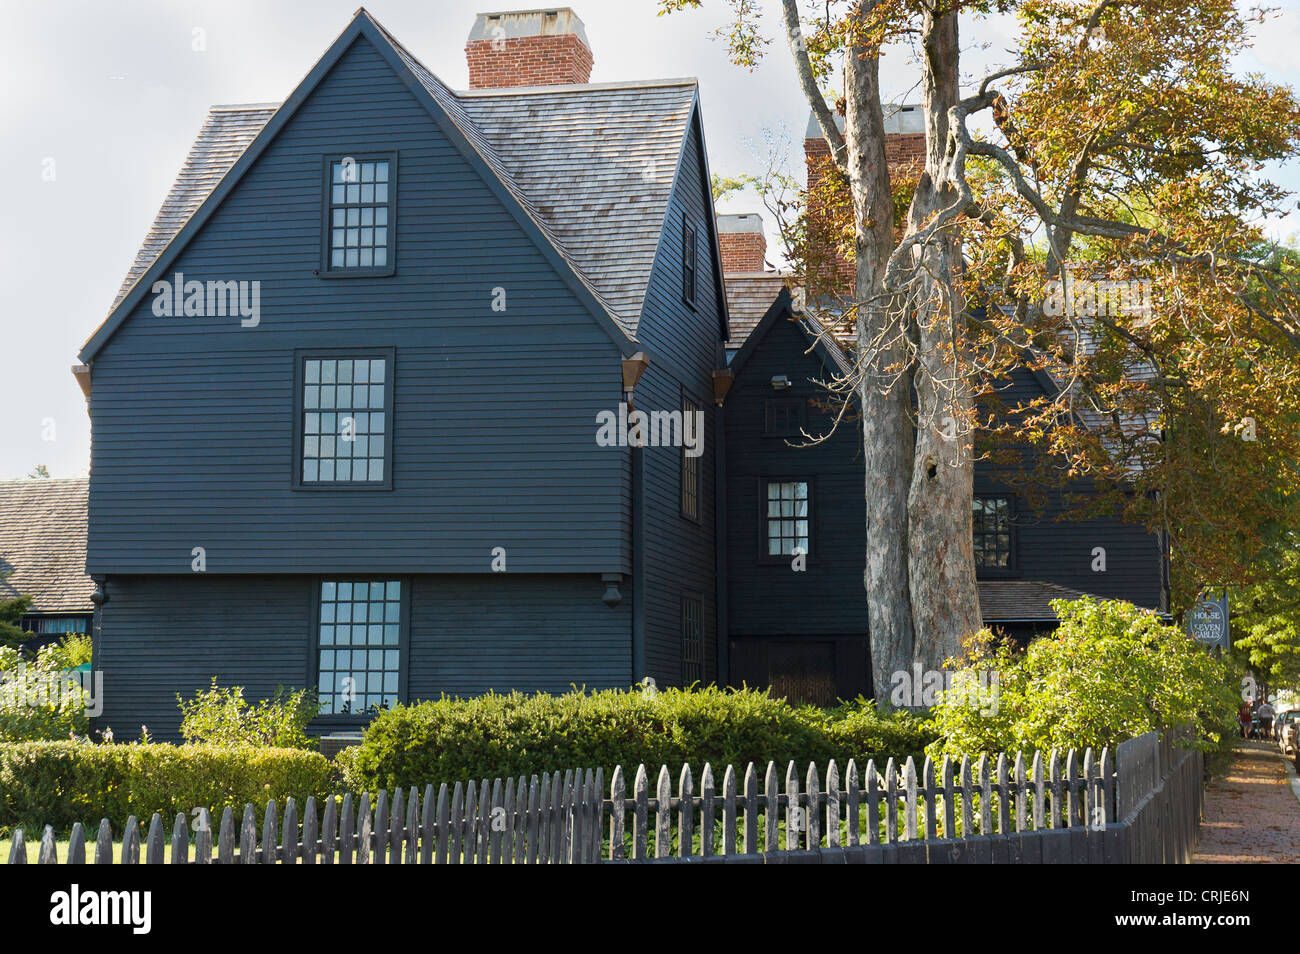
0,741,336,830
342,686,934,791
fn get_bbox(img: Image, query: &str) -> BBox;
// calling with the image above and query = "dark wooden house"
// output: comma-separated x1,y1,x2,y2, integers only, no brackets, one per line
75,8,1166,735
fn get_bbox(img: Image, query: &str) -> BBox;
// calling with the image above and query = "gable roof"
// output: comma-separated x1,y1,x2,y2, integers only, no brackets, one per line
457,81,698,331
109,105,277,311
727,284,853,383
725,272,791,348
83,9,710,362
0,478,94,614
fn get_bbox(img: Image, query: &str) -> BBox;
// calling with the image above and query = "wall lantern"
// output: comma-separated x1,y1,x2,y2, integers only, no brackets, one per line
711,368,734,406
770,374,791,390
621,352,649,407
601,573,624,609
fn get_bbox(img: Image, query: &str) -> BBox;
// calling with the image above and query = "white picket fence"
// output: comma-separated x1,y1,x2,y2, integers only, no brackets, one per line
5,731,1200,864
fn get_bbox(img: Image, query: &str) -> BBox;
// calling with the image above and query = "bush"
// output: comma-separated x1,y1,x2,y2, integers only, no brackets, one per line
43,634,93,669
0,740,337,829
0,642,90,742
342,686,933,792
927,597,1240,759
177,679,319,749
812,700,937,766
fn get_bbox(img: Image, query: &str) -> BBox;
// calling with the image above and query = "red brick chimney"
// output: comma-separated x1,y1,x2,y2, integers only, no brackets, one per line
804,105,925,294
717,213,767,273
466,9,593,89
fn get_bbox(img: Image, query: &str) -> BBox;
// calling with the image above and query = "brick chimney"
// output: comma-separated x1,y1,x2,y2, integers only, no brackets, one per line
717,213,767,273
804,105,925,294
466,9,593,89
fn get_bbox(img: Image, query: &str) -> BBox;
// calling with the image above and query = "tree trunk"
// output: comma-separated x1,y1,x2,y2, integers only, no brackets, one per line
844,9,915,694
905,5,982,670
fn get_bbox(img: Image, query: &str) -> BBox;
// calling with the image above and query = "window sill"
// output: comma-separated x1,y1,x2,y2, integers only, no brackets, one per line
292,481,394,492
316,266,396,279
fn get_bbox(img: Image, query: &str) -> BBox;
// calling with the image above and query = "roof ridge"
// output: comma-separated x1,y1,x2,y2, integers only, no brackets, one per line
0,476,88,485
456,77,699,97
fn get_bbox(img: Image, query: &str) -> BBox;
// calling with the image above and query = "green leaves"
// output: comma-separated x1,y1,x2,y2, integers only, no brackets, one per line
343,687,934,792
0,741,335,830
176,678,320,749
928,597,1239,757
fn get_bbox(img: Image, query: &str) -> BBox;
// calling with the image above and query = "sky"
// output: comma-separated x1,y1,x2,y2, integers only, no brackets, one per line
1,0,1297,480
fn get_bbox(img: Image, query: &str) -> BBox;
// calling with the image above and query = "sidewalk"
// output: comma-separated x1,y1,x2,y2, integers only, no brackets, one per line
1192,740,1300,863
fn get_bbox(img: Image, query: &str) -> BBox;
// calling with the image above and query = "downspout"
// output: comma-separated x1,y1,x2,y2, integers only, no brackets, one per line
631,439,645,682
713,400,729,684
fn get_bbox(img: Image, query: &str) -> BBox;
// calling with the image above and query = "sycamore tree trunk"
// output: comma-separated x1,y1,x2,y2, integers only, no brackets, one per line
904,6,982,669
843,12,916,694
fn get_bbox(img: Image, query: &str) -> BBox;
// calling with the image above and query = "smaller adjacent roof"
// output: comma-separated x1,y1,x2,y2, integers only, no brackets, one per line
724,271,792,348
978,580,1089,622
0,478,94,614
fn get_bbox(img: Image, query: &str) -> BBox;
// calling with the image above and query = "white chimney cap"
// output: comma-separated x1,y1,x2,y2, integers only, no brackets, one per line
717,213,764,234
469,8,589,46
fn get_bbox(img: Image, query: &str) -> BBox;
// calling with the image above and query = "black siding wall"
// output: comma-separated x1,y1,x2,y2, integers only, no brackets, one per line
95,574,632,741
632,111,725,687
87,35,630,577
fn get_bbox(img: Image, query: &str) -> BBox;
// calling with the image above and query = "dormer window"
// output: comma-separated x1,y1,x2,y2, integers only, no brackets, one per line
322,153,396,276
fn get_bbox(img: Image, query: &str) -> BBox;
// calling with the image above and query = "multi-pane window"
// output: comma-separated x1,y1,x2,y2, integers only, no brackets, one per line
326,156,393,271
681,596,703,685
317,580,402,715
680,394,700,520
766,480,810,556
972,496,1013,570
765,398,807,438
300,356,390,485
20,616,91,635
682,217,697,306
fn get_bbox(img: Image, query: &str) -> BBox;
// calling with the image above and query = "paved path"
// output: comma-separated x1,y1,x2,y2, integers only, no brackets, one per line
1192,740,1300,863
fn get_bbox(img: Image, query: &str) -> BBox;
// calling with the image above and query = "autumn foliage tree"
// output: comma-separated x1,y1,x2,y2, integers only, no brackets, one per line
663,0,1300,690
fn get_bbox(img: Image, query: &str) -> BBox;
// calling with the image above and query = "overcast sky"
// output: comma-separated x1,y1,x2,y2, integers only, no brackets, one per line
2,0,1296,480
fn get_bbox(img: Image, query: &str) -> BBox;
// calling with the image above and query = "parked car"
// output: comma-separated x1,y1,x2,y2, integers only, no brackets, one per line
1275,710,1300,755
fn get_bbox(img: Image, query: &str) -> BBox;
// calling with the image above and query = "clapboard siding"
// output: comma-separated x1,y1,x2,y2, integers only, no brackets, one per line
632,110,723,686
725,314,868,639
723,305,1166,648
93,576,316,742
87,35,630,575
406,574,631,696
94,573,632,741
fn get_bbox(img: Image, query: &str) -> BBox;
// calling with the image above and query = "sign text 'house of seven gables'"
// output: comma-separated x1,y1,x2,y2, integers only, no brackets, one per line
74,8,1165,737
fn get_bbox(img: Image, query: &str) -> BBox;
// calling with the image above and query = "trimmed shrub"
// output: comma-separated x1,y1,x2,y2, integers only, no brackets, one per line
0,741,336,829
811,700,936,765
342,686,934,792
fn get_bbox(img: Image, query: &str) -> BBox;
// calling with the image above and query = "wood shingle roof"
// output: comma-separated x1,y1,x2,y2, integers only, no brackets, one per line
0,478,94,614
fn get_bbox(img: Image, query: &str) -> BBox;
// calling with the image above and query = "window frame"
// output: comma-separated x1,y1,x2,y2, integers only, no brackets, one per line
972,493,1018,577
679,389,703,523
308,577,411,725
318,152,398,279
681,215,698,308
680,593,704,686
291,347,396,492
759,476,814,563
764,397,808,438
